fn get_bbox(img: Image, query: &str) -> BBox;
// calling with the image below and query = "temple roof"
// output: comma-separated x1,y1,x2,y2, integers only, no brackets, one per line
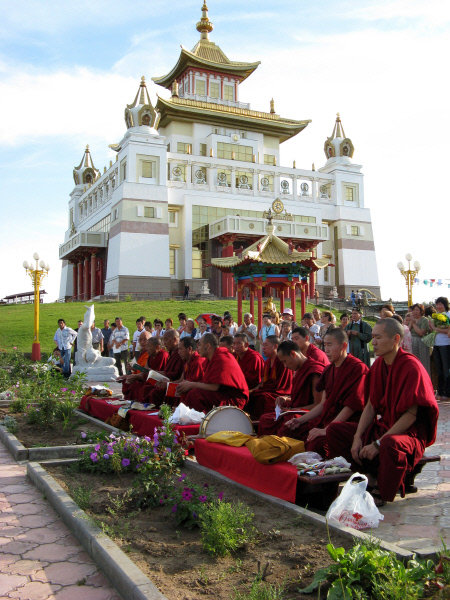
152,3,260,88
211,225,329,271
155,96,310,142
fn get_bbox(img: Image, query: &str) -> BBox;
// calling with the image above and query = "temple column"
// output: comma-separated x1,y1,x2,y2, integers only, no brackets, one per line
83,257,89,300
72,262,78,301
279,288,285,314
300,283,306,319
237,286,243,326
290,284,297,324
98,257,104,296
90,253,96,298
249,289,255,322
77,261,83,301
257,286,263,333
219,235,236,298
309,269,315,300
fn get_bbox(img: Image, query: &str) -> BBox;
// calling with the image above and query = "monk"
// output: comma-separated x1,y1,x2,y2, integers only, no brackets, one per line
291,327,329,366
218,335,234,353
326,318,439,503
233,333,265,390
258,340,326,435
142,330,184,406
178,333,249,412
160,337,206,405
279,328,368,456
245,335,292,419
119,336,168,400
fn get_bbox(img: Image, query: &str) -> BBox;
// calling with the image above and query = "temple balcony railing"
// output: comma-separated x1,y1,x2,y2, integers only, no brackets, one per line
59,231,109,260
208,215,329,242
178,92,250,110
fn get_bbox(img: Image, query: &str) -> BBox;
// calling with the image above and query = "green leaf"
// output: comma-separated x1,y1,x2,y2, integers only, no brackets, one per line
297,567,330,593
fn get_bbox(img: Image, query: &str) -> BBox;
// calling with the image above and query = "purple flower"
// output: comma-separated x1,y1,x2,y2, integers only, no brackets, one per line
203,483,209,488
109,433,116,439
94,444,101,452
103,454,110,460
121,458,130,467
107,447,114,456
61,387,68,392
171,504,178,513
90,452,98,462
199,495,208,503
192,511,198,519
159,499,164,505
178,473,186,482
80,432,87,439
217,492,224,501
71,391,76,395
182,490,193,501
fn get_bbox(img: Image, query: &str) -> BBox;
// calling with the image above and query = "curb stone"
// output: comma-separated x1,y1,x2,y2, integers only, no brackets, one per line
27,461,168,600
0,424,28,460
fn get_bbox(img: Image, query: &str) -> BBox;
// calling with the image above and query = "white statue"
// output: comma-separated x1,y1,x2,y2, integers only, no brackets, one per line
71,304,119,381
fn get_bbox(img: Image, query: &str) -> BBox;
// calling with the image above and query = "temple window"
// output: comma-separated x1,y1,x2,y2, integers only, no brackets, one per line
177,142,190,154
144,206,155,218
120,160,126,182
195,79,206,95
210,81,220,98
199,143,207,156
141,161,153,178
223,84,234,101
217,142,252,162
169,248,176,276
351,225,360,236
264,154,276,166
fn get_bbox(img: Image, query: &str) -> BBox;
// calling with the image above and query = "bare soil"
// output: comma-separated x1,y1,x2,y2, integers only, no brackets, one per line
0,409,105,447
47,462,350,600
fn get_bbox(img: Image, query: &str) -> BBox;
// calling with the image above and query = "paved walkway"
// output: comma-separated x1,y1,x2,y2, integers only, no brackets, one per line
0,442,121,600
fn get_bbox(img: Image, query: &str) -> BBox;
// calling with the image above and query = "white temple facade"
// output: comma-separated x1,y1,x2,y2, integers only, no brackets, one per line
58,3,380,301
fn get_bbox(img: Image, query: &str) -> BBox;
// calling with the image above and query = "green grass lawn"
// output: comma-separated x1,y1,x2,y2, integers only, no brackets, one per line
1,299,328,354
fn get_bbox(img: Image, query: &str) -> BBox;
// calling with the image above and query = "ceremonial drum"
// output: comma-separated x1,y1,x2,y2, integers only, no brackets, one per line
199,406,254,437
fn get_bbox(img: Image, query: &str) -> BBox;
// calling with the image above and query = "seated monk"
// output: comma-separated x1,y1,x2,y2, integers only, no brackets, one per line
125,329,150,374
258,339,326,435
245,335,292,420
167,337,206,404
291,327,329,366
143,329,184,406
233,333,265,390
120,337,168,400
219,335,234,354
326,318,439,504
279,328,368,456
178,333,249,412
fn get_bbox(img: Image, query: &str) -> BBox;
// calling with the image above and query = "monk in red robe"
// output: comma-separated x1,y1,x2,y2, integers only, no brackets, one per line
280,328,368,457
245,335,292,419
143,330,184,406
178,333,249,412
258,340,326,435
165,337,206,405
291,327,329,366
326,318,439,503
119,336,168,400
233,333,265,390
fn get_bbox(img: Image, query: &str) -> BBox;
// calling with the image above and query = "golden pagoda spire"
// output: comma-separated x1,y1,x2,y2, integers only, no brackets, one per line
332,112,346,139
139,76,147,104
84,145,90,167
196,2,213,40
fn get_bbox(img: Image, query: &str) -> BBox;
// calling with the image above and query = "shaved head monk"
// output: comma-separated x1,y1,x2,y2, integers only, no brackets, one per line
164,337,206,405
258,340,326,435
291,327,329,366
279,328,368,456
120,336,169,400
327,318,439,504
142,330,184,406
178,333,249,413
233,333,265,390
245,335,292,420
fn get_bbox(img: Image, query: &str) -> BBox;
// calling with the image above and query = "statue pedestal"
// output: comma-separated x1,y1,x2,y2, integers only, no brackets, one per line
71,364,119,382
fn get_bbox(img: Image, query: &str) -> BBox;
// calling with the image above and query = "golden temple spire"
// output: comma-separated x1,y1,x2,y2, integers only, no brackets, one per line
139,76,147,104
196,2,213,40
331,112,346,139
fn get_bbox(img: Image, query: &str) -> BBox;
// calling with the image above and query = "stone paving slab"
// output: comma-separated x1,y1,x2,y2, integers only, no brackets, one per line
0,443,121,600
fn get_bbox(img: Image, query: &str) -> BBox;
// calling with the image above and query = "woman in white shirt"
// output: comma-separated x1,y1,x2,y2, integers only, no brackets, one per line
430,296,450,400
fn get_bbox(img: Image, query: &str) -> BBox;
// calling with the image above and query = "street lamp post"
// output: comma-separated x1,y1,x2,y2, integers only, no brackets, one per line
23,253,50,361
397,253,420,307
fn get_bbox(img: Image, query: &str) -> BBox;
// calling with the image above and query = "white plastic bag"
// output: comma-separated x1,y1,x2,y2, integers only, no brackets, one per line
169,402,205,425
326,473,384,530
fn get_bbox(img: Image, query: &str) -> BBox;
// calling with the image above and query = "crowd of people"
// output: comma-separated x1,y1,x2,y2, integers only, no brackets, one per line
51,298,449,505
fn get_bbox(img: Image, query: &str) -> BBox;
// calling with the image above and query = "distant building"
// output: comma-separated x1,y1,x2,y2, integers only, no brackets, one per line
1,290,47,305
58,3,380,302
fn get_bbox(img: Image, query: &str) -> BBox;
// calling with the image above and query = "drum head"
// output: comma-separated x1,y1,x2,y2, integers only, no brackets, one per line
201,406,253,437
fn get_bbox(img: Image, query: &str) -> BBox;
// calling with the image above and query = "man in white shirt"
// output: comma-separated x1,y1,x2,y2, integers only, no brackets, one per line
110,317,130,376
90,322,104,352
301,313,321,346
53,319,77,378
236,313,257,349
131,318,144,359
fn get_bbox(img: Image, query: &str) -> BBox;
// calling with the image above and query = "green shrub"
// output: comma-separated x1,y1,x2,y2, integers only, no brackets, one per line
233,578,286,600
1,415,18,434
164,475,223,529
199,500,256,556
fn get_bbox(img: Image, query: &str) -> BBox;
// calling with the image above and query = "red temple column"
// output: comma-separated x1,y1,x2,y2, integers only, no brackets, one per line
257,286,263,333
290,284,297,323
90,253,97,298
249,289,255,322
237,286,243,326
72,262,78,301
78,261,83,300
300,283,307,319
97,256,103,296
84,257,90,300
220,236,235,298
279,288,285,314
309,270,315,300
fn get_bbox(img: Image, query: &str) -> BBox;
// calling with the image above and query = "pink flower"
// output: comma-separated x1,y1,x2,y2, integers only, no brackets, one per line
199,495,208,503
61,388,68,392
71,391,76,395
90,452,98,462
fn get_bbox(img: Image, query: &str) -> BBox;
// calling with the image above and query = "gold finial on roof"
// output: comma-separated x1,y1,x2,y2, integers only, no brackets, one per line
196,1,213,40
270,98,275,114
139,76,148,104
171,80,179,97
312,162,315,171
331,112,345,139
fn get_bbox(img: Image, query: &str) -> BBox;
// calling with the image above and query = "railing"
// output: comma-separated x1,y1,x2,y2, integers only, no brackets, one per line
209,215,329,242
59,231,109,259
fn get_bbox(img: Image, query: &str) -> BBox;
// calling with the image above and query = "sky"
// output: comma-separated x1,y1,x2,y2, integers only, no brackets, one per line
1,0,449,305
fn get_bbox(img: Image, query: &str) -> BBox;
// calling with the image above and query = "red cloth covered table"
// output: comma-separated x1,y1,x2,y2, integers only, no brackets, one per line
78,396,200,437
194,438,298,503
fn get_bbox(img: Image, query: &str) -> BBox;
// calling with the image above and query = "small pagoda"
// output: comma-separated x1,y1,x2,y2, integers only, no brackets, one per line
211,212,329,329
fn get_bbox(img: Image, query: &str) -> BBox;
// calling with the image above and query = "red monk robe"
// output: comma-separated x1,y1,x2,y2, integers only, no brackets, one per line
279,354,368,456
236,348,265,390
327,348,439,501
184,347,249,412
124,349,169,401
245,356,292,419
143,348,184,406
306,343,329,366
121,351,149,399
173,352,206,405
258,358,325,435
